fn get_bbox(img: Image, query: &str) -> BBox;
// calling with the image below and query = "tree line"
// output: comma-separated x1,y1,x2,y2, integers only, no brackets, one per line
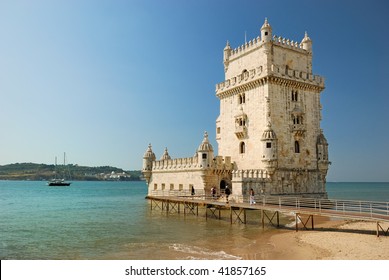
0,163,142,181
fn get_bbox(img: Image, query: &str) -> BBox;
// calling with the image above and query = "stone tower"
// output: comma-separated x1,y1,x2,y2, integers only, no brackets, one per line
142,19,329,200
215,18,329,198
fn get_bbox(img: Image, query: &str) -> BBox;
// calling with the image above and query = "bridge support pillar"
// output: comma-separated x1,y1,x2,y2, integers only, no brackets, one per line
377,222,389,237
295,213,314,232
261,210,280,229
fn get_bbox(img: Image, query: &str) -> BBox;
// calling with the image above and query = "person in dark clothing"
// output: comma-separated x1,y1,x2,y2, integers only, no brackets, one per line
211,186,216,199
225,185,231,203
191,186,195,196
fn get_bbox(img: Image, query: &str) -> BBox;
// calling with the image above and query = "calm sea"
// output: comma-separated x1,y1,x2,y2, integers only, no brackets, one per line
1,181,388,260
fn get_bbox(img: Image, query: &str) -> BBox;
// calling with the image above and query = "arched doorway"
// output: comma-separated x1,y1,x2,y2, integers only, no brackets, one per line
220,180,227,191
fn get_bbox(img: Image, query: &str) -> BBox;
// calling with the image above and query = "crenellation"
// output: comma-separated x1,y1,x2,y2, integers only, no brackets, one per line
230,36,262,58
273,35,304,51
153,156,198,171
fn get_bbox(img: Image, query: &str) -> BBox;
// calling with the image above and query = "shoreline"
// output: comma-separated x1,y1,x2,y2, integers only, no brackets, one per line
241,219,389,260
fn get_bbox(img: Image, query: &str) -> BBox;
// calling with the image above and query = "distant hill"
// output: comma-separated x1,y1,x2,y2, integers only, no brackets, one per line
0,163,143,181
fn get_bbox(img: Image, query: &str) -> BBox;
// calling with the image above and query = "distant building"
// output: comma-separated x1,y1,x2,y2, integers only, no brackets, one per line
143,19,330,201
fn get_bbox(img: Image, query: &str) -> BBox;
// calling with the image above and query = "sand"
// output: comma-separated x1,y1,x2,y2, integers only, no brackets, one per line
267,219,389,260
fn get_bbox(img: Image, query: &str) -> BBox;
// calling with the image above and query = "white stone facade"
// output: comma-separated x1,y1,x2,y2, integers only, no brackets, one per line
143,19,330,201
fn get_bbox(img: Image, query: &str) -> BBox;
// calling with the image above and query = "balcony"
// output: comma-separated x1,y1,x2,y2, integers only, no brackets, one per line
290,124,305,136
235,126,247,139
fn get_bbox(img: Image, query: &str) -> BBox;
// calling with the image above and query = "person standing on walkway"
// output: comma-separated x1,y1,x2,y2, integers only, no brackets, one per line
249,188,256,205
225,185,231,203
211,186,216,199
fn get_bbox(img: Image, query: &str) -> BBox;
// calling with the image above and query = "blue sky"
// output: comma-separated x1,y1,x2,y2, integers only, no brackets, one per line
0,0,388,182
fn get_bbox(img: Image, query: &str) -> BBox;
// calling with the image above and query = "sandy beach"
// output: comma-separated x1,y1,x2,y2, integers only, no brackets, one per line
266,219,389,260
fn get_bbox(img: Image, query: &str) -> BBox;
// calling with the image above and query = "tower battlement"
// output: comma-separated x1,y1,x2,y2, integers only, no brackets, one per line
272,35,306,51
216,64,324,96
228,34,308,62
229,36,262,59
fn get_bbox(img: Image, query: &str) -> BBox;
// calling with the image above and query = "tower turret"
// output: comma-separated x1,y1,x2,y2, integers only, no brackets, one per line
223,41,231,72
142,144,156,183
301,31,312,53
261,18,272,43
160,147,171,160
261,123,278,175
197,131,214,168
317,131,329,176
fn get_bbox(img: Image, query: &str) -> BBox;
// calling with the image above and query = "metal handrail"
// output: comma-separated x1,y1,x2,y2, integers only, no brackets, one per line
148,190,389,221
256,195,389,220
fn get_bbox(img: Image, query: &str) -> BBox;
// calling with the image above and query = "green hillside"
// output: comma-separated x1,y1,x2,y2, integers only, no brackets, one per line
0,163,142,181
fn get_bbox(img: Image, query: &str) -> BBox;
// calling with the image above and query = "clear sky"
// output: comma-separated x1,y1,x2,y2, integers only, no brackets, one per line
0,0,388,182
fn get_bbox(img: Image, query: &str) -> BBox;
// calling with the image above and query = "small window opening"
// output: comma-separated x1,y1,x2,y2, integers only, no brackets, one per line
294,141,300,153
202,153,207,159
240,142,246,154
266,142,272,148
238,93,246,104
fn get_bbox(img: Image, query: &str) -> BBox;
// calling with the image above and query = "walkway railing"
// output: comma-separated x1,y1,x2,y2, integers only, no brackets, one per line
148,190,389,222
256,195,389,221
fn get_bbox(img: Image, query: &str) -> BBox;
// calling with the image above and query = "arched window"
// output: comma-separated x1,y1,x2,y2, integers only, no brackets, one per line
240,142,246,154
294,141,300,153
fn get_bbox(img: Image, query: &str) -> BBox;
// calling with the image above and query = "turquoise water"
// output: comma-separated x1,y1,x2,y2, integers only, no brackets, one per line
1,181,388,260
326,182,389,202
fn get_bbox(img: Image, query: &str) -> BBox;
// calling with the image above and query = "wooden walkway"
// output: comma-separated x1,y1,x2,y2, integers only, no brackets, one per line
146,194,389,237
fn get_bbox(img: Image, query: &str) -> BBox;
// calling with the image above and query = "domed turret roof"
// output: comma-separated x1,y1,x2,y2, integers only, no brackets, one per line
261,123,277,140
160,147,171,160
301,31,312,43
143,144,156,160
197,131,214,152
261,18,272,31
224,40,231,51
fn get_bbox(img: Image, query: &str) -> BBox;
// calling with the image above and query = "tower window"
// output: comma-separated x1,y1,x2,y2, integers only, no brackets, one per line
238,93,246,104
235,116,247,127
202,153,207,159
240,142,246,154
294,141,300,153
292,115,302,125
266,142,272,148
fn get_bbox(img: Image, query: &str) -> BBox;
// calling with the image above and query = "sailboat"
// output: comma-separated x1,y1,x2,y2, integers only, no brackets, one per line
47,153,72,186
